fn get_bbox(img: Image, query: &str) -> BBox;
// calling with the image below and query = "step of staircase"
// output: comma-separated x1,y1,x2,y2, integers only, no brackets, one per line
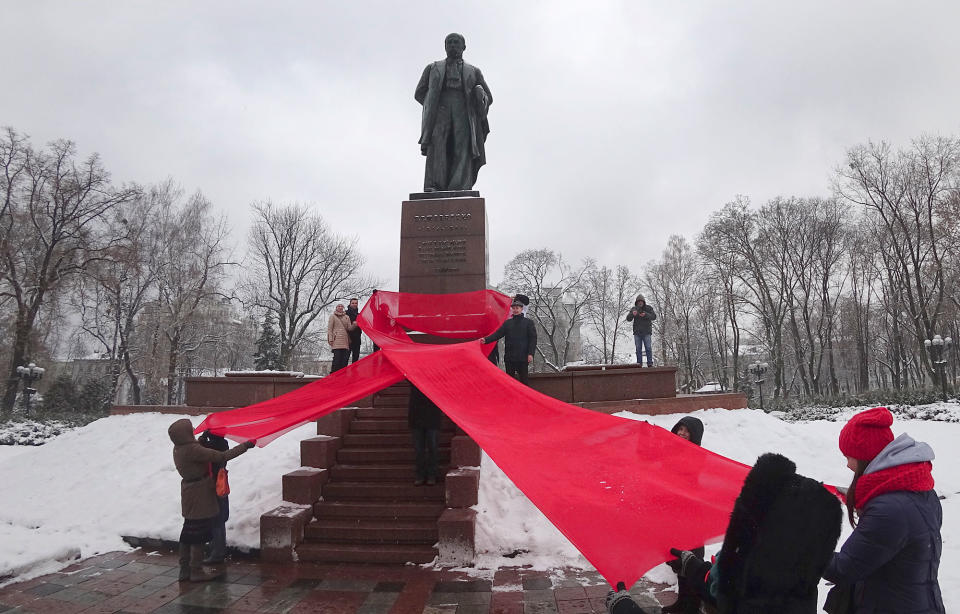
349,418,457,434
314,500,445,520
321,481,445,501
355,407,406,419
337,447,451,464
304,518,438,544
372,397,409,409
349,419,409,433
295,542,436,564
330,463,449,482
343,432,454,447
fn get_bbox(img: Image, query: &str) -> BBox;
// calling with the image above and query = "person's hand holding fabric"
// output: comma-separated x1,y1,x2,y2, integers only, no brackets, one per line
604,582,645,613
667,548,703,577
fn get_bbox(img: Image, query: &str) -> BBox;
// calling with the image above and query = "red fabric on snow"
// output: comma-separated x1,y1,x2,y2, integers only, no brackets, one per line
196,289,750,587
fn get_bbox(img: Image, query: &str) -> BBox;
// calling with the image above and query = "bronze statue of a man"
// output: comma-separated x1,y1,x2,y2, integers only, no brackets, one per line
415,33,492,192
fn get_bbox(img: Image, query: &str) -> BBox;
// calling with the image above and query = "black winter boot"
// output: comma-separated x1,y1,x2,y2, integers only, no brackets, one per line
177,543,191,582
189,544,223,582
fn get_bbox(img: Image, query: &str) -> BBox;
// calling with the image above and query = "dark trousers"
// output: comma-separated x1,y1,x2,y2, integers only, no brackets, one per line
411,427,439,480
206,497,228,563
331,349,350,373
424,89,470,190
505,360,529,385
349,342,361,364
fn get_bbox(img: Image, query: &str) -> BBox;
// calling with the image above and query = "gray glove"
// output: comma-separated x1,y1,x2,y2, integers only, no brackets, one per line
667,547,703,577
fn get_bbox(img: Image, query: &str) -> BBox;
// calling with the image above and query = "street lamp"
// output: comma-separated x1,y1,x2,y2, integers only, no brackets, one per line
748,362,769,411
923,335,953,402
16,362,45,412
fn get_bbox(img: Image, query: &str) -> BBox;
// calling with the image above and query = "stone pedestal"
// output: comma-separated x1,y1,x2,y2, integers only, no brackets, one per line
399,194,488,294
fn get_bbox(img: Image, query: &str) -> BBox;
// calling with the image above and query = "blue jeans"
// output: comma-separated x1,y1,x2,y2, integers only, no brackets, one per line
634,334,653,366
411,427,439,481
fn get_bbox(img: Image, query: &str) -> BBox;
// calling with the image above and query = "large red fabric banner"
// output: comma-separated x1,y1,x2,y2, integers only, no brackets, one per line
196,289,750,587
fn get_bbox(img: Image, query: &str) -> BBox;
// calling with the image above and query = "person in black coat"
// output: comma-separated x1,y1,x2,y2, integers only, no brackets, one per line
345,297,363,363
625,295,657,367
668,453,842,614
197,431,230,565
482,298,537,384
408,384,443,486
822,407,944,613
662,416,706,614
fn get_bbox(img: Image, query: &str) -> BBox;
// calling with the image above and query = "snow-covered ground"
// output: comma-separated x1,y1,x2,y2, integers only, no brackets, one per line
0,405,956,610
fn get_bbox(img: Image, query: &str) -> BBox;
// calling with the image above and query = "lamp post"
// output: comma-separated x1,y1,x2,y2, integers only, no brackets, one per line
16,362,45,412
748,362,769,411
923,335,953,402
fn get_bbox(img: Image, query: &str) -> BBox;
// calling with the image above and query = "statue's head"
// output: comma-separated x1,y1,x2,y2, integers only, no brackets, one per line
444,33,465,59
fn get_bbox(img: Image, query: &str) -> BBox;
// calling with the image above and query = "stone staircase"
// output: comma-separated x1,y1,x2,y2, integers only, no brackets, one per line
260,381,482,566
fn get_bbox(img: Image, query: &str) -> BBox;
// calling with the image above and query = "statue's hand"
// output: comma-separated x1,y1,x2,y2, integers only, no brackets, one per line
474,85,487,107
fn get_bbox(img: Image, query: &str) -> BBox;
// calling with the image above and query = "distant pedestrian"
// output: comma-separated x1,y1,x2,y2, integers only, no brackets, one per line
482,296,537,385
327,303,356,373
168,419,254,582
626,295,657,367
408,384,443,486
346,297,363,363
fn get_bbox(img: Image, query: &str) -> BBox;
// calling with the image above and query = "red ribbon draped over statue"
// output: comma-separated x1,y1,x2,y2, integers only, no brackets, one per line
196,289,750,587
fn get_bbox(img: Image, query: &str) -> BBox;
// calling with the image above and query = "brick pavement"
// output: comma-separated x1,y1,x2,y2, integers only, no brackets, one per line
0,549,674,613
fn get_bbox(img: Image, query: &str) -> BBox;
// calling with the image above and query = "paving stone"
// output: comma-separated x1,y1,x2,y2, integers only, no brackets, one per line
556,598,592,614
316,578,378,592
456,604,491,614
429,592,460,606
26,583,65,597
372,581,404,592
524,602,559,614
521,589,555,603
434,580,492,593
554,587,586,600
171,582,256,609
521,578,552,591
47,585,111,605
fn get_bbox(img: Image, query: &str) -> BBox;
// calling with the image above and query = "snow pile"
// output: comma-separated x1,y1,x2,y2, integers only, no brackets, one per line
0,405,957,610
0,414,313,586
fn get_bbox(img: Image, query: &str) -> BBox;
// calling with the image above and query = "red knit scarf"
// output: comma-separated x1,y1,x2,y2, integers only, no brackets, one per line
855,461,934,510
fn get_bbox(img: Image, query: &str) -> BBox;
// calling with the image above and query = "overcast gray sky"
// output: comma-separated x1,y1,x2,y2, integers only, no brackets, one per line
4,1,959,289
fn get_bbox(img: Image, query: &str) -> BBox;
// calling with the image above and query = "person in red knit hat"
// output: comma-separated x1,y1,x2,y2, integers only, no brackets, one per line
822,406,944,613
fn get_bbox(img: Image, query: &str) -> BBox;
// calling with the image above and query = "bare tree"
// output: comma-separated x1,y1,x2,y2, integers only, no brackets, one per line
0,132,138,414
502,248,591,372
837,136,960,382
584,263,641,364
151,188,232,403
72,188,161,404
642,235,706,390
244,201,374,369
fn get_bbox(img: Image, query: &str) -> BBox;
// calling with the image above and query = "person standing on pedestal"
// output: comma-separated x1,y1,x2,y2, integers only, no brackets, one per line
346,297,363,364
482,298,537,385
415,32,492,192
626,294,657,367
327,304,356,373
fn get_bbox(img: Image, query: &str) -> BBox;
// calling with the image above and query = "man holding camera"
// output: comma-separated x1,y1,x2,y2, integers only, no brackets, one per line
626,294,657,367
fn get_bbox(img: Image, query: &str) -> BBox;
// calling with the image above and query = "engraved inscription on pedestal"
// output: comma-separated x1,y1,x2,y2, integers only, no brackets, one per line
399,197,488,294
